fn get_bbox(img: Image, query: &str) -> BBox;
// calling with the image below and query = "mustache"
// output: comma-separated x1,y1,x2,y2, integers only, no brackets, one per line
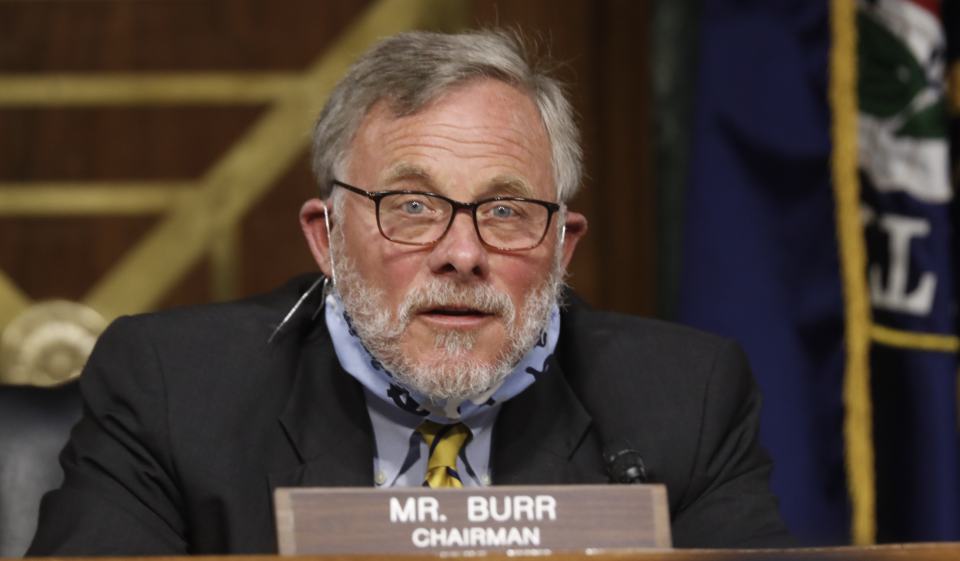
397,278,516,326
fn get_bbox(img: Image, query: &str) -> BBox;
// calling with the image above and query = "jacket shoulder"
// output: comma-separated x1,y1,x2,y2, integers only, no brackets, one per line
92,274,329,416
558,290,733,384
557,290,748,452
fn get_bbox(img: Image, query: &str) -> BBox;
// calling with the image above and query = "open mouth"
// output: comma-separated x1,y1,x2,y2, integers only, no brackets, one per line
422,306,492,318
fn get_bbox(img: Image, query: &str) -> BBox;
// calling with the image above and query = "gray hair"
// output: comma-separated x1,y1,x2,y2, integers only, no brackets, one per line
311,30,582,203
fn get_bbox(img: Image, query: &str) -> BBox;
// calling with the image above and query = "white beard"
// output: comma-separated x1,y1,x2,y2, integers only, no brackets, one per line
330,241,564,402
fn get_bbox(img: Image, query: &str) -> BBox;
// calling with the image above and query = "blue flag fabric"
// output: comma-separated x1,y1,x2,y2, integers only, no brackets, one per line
680,0,960,545
679,0,847,544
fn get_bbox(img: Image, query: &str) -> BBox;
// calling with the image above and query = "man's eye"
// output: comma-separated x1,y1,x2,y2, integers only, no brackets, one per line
491,205,514,219
403,201,425,214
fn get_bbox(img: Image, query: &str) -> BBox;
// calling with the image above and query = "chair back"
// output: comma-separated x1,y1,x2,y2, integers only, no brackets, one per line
0,383,82,558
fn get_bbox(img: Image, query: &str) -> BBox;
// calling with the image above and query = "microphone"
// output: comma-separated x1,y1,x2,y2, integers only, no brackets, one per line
603,439,648,484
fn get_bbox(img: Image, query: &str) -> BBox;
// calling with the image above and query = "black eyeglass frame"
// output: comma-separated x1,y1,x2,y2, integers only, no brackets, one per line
331,180,562,251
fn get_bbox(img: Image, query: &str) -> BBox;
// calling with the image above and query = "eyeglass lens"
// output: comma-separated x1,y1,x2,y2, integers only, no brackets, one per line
377,193,550,249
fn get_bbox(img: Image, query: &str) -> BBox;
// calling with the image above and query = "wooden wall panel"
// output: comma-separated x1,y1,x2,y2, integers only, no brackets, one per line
0,107,264,181
240,154,321,298
0,0,373,72
0,0,654,348
0,0,372,319
0,216,157,302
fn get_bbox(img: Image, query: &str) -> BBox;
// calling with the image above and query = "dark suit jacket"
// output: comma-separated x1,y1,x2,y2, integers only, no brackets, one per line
28,275,793,555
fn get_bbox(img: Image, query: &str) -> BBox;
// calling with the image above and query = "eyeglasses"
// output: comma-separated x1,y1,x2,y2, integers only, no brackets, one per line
331,180,561,251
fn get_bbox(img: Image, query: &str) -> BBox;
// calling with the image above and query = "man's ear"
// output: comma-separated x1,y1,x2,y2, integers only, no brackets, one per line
560,211,587,270
300,198,334,278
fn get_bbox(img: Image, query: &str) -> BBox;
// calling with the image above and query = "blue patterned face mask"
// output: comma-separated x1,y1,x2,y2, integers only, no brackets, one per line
325,293,560,423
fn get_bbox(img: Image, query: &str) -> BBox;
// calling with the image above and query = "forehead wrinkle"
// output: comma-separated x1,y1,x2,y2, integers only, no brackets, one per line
379,135,541,171
379,120,545,162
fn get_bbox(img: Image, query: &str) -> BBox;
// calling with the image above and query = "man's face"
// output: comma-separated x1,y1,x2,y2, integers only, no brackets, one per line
303,78,585,400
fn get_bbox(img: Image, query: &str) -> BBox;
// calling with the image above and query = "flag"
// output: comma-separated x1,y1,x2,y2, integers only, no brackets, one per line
679,0,960,545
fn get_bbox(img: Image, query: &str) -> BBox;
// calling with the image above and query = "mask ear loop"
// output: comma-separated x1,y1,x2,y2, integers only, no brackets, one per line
559,204,567,248
324,197,338,286
268,196,336,343
268,276,323,343
311,276,329,321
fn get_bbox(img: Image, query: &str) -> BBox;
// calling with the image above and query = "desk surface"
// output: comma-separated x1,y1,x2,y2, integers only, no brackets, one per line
32,543,960,561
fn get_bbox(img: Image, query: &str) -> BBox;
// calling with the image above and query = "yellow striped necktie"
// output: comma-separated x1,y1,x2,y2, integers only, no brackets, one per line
417,421,470,488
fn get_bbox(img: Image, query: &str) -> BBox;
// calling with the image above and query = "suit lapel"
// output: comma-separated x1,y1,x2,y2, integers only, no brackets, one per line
269,323,374,491
492,354,607,485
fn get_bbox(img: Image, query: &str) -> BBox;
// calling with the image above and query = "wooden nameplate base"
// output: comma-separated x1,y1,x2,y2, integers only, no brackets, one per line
275,484,671,556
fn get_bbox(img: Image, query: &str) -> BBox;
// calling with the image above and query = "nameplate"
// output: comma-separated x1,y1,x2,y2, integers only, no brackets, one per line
275,484,671,555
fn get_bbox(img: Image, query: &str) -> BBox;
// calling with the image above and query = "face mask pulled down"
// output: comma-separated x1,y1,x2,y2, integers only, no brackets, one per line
325,244,563,422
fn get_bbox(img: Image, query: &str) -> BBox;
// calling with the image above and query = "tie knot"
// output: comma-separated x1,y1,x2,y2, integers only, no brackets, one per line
418,421,470,460
417,421,470,488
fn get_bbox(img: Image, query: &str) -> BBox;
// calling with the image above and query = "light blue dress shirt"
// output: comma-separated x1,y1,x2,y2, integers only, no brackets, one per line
364,388,500,488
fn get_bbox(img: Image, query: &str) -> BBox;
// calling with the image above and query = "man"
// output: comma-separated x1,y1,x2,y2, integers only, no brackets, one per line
28,31,793,555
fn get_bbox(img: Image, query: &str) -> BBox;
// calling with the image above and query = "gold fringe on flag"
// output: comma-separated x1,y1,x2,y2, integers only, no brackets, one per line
829,0,876,545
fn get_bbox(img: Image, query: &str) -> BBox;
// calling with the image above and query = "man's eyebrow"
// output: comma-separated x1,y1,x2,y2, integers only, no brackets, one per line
382,164,435,190
481,176,537,199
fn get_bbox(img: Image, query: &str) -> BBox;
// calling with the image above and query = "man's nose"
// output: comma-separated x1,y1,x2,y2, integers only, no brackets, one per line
426,210,490,281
